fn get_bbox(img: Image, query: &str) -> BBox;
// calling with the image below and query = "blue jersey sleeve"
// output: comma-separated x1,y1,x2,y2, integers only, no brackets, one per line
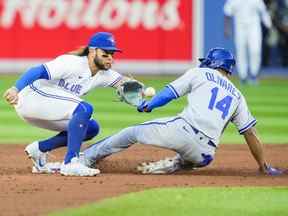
147,86,177,111
15,64,49,91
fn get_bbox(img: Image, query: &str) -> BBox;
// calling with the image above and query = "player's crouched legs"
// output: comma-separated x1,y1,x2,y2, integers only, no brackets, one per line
30,120,100,175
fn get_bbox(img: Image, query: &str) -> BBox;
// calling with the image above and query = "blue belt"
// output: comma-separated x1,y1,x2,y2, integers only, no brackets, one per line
186,122,217,148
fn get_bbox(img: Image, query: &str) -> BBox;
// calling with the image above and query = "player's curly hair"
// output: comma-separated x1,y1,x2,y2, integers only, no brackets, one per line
67,46,89,56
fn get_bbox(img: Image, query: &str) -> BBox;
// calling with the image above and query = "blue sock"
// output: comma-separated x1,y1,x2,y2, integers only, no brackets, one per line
38,131,67,152
38,119,100,152
64,111,90,164
84,119,100,141
64,101,94,164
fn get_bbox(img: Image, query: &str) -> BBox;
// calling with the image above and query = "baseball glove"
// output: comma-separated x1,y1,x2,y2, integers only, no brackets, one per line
116,80,144,106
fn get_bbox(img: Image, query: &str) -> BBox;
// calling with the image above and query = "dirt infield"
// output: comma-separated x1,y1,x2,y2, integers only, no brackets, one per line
0,144,287,216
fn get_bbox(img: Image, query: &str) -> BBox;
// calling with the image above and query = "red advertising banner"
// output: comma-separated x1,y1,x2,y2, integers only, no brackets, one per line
0,0,193,61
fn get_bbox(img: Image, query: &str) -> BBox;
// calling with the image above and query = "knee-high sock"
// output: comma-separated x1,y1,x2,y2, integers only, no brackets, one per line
64,101,94,164
38,119,100,152
64,112,89,164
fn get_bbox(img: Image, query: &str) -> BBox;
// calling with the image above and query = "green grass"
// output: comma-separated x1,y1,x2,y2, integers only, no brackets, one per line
49,187,288,216
0,75,288,144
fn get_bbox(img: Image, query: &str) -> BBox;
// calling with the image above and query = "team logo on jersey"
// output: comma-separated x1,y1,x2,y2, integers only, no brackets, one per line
58,79,82,95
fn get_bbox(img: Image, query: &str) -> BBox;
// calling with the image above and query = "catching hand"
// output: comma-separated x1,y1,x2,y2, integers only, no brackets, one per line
3,87,19,105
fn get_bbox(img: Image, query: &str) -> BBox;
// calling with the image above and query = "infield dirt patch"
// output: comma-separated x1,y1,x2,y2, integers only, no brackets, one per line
0,144,287,216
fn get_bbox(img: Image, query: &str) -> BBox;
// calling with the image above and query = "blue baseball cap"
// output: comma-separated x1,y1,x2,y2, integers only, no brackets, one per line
88,32,122,52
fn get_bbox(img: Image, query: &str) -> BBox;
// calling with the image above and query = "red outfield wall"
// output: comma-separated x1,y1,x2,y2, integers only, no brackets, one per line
0,0,202,73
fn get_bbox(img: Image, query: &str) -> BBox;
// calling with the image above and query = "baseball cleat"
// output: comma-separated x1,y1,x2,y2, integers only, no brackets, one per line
79,152,96,168
60,157,100,176
32,162,62,174
25,141,48,173
137,157,181,174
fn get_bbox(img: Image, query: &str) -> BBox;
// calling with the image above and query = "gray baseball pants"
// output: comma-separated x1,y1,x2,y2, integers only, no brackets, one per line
84,116,216,167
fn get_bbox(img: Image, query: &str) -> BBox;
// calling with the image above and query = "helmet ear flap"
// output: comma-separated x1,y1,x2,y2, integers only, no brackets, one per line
199,59,211,67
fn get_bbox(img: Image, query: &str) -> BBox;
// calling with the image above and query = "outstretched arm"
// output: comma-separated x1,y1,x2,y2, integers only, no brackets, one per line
243,127,282,175
3,65,49,105
137,86,176,112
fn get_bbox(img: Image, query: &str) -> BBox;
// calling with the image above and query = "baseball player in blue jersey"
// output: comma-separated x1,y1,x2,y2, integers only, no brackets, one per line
81,47,281,175
3,32,141,176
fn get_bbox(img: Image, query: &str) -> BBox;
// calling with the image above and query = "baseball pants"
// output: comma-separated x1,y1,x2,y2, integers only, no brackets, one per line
84,116,216,166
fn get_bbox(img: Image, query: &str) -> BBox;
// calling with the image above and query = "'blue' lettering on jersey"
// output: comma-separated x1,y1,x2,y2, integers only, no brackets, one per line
205,72,240,99
58,79,82,94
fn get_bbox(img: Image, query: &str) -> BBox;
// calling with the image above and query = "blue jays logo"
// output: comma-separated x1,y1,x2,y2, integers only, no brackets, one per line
108,37,115,45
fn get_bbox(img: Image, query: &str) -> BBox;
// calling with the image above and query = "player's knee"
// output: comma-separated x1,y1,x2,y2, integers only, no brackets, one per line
196,153,213,168
85,119,100,140
73,101,94,119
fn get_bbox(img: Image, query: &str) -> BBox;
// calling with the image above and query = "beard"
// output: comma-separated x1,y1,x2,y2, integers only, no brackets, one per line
93,56,110,70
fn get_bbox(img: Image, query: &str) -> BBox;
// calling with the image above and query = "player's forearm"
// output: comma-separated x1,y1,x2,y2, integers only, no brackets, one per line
113,76,135,88
147,86,176,111
15,64,49,91
243,128,266,171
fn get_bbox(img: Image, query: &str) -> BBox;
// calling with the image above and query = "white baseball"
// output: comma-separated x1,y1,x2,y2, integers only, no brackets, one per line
144,87,156,97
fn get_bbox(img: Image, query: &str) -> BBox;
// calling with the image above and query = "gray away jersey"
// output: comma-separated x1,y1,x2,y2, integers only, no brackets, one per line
167,67,256,145
32,54,122,96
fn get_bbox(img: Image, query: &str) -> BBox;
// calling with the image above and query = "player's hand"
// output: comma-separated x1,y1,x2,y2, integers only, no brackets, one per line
260,163,283,176
137,100,151,113
3,87,19,105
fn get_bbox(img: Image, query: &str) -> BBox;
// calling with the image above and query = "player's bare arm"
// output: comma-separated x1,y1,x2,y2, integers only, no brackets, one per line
113,76,133,88
243,127,266,171
243,127,281,175
3,86,19,105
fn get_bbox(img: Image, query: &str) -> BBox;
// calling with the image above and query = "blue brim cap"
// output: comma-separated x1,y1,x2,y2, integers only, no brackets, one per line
88,32,122,52
89,46,122,52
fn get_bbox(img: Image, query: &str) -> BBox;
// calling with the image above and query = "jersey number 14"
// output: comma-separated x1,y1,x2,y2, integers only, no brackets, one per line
208,87,232,120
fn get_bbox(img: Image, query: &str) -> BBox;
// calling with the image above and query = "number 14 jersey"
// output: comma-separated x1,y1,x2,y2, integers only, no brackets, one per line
167,67,256,146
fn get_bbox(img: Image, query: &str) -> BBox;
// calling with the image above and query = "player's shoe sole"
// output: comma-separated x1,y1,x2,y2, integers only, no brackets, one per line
31,162,62,174
25,142,52,174
137,157,181,174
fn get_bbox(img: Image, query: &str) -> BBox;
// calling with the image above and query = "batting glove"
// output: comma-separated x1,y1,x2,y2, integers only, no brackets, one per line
137,100,152,112
263,163,283,176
